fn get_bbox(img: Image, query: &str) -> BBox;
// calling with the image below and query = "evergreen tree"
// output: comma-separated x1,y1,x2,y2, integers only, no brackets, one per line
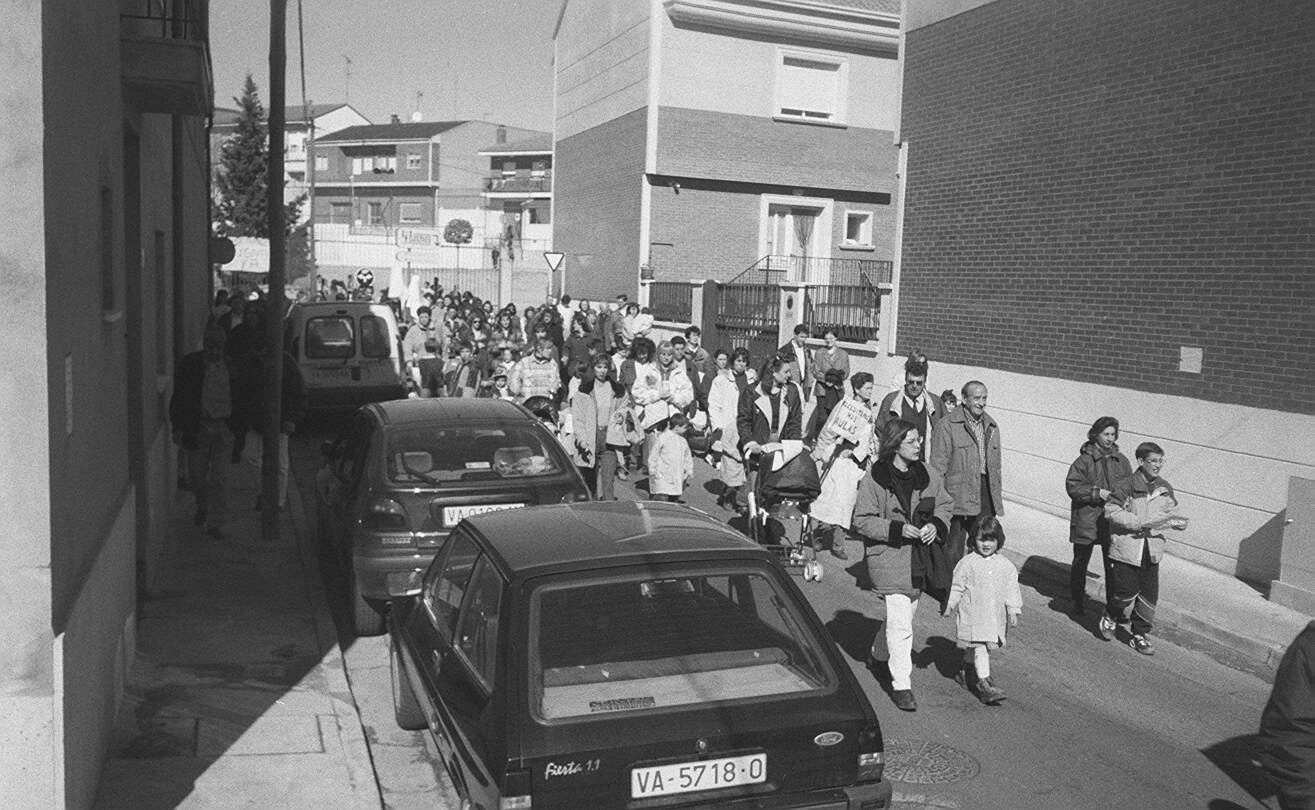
215,75,269,237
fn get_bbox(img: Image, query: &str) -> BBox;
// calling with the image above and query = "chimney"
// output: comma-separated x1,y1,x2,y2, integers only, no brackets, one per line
410,110,422,123
496,125,507,144
390,113,401,125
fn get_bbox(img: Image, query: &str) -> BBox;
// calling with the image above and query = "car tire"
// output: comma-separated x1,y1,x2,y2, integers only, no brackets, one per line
350,571,386,636
390,636,426,731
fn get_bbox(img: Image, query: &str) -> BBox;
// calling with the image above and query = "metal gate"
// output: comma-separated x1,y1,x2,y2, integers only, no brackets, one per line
711,279,781,368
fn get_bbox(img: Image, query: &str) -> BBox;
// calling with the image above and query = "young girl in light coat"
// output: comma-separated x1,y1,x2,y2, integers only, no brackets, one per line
943,516,1022,706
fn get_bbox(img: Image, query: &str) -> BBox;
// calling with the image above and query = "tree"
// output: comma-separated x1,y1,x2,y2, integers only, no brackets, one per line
444,218,473,269
214,75,307,241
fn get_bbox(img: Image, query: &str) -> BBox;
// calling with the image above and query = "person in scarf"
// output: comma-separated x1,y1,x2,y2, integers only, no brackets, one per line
852,418,953,713
1064,416,1133,616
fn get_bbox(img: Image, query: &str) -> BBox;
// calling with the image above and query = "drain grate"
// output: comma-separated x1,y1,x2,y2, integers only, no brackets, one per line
883,740,980,784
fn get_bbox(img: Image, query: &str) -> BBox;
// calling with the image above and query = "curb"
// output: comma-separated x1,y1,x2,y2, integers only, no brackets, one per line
1001,546,1282,683
286,471,384,809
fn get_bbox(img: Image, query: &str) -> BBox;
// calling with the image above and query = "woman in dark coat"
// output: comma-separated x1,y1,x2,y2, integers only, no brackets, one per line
852,418,954,713
1064,416,1133,616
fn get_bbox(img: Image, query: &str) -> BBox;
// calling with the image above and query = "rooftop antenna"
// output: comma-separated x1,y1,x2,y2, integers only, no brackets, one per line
412,90,423,122
343,54,352,104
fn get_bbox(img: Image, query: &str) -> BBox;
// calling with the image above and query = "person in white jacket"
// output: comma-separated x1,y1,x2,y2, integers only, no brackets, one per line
648,413,694,501
631,340,694,472
706,347,757,511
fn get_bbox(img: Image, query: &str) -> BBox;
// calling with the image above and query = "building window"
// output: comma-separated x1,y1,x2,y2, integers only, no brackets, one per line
374,156,396,174
843,210,872,247
367,201,385,225
399,202,422,223
527,204,550,225
775,51,847,124
315,154,328,172
329,202,351,223
351,157,364,175
407,153,422,170
530,160,547,178
501,160,516,177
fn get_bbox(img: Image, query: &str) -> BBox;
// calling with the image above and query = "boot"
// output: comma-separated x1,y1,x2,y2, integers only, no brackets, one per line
975,676,1007,705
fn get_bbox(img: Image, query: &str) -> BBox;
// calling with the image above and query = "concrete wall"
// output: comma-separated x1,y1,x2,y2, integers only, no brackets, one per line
554,0,651,141
553,108,649,300
0,0,56,805
898,0,1315,415
659,11,900,131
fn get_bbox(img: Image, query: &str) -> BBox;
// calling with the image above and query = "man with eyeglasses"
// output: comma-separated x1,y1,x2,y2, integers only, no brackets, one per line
876,353,946,460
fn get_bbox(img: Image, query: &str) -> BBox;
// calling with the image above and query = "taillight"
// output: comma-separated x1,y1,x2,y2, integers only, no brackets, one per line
560,489,590,503
500,766,532,809
856,724,884,783
363,496,409,531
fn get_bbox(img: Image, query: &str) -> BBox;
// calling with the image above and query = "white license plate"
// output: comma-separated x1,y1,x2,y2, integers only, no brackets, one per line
631,753,766,799
442,502,525,525
313,366,351,379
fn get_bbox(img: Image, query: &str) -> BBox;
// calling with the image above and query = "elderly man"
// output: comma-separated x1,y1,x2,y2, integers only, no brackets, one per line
876,354,947,460
170,326,236,537
929,380,1002,565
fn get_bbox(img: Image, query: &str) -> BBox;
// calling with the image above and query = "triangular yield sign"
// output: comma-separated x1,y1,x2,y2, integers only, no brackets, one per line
543,251,565,272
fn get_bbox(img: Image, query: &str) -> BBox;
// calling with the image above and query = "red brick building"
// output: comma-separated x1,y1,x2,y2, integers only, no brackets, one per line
552,0,902,299
893,0,1315,584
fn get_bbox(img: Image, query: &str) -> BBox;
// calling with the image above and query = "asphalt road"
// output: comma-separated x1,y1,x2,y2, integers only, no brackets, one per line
290,421,1276,810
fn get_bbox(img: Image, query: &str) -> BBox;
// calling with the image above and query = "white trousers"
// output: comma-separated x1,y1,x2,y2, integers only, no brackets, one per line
874,593,919,690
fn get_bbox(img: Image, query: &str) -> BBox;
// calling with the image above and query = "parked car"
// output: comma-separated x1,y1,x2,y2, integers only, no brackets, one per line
389,500,893,809
284,300,406,411
316,398,590,635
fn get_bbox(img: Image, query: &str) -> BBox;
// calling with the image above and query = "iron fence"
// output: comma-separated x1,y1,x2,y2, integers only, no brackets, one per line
805,283,884,343
648,281,692,323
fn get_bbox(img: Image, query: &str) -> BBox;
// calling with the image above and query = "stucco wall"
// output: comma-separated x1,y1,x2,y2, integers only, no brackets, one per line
659,12,899,131
554,0,650,141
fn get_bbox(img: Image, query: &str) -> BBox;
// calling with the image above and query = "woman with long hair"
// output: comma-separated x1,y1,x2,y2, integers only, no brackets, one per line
567,354,633,500
1064,416,1132,616
707,347,756,511
852,418,954,713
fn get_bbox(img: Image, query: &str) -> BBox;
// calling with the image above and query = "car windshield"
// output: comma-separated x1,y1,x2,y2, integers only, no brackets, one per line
530,567,834,722
385,423,567,485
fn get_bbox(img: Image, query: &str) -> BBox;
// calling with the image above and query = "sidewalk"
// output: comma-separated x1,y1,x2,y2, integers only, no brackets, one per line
668,458,1306,683
94,453,379,809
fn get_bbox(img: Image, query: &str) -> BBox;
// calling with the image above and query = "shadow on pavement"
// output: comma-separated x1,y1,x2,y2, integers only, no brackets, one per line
913,635,962,680
825,609,880,664
1016,554,1107,639
1201,734,1278,808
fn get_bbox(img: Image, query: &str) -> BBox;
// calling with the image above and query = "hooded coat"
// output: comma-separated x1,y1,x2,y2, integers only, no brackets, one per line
1065,441,1133,545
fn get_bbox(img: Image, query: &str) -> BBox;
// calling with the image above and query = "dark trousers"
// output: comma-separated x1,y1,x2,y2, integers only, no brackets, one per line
578,438,618,501
1107,544,1159,635
1071,535,1114,608
948,473,995,566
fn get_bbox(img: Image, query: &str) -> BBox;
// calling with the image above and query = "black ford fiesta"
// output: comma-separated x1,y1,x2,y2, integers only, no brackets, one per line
389,500,892,809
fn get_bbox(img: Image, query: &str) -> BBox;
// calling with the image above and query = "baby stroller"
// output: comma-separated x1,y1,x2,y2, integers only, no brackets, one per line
747,444,823,580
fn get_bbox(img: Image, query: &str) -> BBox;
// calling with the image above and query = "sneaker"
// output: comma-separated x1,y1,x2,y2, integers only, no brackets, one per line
975,677,1007,705
891,689,918,712
1098,615,1117,641
1128,634,1155,656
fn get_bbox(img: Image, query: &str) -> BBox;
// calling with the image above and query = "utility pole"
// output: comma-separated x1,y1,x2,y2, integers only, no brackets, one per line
299,0,316,296
344,55,352,104
263,0,288,542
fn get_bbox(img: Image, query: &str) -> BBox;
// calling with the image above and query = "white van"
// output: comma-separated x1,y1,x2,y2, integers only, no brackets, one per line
284,301,406,411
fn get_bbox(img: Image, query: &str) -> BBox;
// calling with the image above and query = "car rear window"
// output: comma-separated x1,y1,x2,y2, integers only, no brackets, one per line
386,423,567,485
530,568,835,722
360,314,393,359
306,316,354,359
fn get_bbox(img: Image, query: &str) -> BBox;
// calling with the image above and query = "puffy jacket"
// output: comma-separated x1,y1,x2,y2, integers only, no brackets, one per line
1104,471,1182,566
929,407,1003,517
1065,441,1133,545
852,461,954,597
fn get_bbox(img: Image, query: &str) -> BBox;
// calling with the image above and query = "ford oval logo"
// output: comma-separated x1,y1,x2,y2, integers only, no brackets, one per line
813,731,844,747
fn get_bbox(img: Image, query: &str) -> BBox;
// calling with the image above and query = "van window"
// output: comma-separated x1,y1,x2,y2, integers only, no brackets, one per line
361,314,393,358
306,316,354,359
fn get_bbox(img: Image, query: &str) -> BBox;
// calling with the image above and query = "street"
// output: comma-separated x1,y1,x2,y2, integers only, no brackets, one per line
290,420,1274,810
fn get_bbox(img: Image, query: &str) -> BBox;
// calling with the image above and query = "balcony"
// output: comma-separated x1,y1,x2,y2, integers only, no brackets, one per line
121,3,213,116
483,172,552,196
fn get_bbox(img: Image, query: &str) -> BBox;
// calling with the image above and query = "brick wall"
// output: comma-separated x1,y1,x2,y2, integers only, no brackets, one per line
899,0,1315,414
554,107,648,300
649,184,761,283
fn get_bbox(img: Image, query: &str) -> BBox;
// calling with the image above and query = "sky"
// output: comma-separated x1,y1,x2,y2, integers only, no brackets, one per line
209,0,558,132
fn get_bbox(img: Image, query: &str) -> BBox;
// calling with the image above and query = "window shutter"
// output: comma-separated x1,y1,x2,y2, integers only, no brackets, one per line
779,57,839,119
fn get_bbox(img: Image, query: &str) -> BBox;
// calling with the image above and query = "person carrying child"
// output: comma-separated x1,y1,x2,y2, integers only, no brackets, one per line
1099,441,1188,656
648,412,693,502
942,515,1022,705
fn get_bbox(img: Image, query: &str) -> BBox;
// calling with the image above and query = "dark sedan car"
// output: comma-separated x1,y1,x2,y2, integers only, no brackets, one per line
389,500,893,809
316,398,590,635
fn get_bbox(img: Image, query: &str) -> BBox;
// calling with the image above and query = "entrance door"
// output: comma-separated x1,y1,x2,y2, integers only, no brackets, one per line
764,205,822,281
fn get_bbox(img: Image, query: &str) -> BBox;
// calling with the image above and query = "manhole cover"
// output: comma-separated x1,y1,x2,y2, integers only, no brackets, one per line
883,740,980,784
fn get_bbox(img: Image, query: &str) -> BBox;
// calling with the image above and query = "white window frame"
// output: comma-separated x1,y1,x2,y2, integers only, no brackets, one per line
351,157,364,175
366,201,385,225
407,153,422,170
314,154,329,172
773,48,848,126
756,193,834,282
842,209,873,248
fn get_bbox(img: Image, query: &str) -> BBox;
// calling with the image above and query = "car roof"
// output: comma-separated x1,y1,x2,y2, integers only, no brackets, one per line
464,501,769,575
366,397,531,427
287,301,396,318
